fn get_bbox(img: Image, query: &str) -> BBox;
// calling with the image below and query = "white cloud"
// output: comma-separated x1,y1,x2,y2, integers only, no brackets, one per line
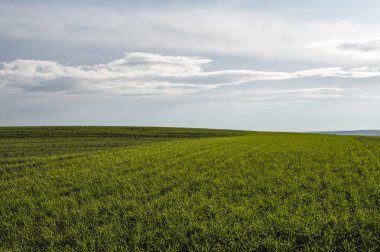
1,52,380,98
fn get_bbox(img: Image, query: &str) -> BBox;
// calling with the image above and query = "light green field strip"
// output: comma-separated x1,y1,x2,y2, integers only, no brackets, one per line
1,134,380,250
355,136,380,160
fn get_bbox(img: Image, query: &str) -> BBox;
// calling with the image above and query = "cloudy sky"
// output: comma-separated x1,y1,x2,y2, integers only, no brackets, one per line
1,0,379,131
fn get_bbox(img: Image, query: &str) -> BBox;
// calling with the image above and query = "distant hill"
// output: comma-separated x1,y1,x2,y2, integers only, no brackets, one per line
312,130,380,137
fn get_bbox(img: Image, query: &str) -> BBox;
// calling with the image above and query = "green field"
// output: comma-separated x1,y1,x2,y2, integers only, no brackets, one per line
1,127,380,251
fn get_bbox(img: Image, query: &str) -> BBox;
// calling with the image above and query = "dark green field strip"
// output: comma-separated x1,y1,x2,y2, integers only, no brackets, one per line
0,137,169,160
0,136,238,177
1,134,380,250
0,126,249,139
0,126,250,166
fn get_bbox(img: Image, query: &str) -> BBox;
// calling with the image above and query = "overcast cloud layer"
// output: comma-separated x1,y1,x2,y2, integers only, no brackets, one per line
0,0,379,131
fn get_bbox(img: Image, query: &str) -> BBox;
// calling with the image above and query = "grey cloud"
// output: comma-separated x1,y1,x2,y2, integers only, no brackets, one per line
338,41,380,52
215,87,375,101
307,37,380,61
2,1,380,66
13,77,80,93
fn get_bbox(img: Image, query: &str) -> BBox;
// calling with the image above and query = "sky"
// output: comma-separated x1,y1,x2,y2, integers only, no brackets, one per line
1,0,379,131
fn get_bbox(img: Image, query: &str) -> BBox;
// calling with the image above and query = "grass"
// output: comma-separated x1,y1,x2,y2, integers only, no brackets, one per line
1,127,380,251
